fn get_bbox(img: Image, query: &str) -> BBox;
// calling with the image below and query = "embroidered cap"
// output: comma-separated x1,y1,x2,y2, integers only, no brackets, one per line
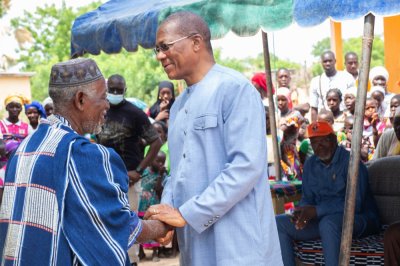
49,58,103,88
307,121,334,138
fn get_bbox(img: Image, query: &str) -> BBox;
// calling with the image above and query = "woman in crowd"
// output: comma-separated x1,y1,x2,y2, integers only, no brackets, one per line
25,101,47,133
148,81,175,123
0,94,30,142
42,97,54,117
251,72,271,106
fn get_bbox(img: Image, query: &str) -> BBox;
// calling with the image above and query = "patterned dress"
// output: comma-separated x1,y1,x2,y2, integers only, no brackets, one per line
138,169,164,248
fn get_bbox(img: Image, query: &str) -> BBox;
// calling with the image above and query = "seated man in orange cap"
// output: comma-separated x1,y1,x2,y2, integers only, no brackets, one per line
275,121,381,266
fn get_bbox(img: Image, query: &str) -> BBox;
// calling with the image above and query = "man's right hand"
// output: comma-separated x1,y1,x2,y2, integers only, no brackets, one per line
144,204,186,227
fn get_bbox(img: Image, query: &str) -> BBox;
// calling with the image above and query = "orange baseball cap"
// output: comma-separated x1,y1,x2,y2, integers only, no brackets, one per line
307,121,334,138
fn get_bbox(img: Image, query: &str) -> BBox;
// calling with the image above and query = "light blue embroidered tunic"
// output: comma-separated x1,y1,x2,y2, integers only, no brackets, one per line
162,64,282,266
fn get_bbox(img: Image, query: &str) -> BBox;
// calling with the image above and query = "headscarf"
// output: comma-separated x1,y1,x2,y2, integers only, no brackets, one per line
251,72,275,94
149,81,175,119
369,66,389,83
42,97,53,107
24,101,47,118
368,86,386,97
4,94,30,107
277,87,293,110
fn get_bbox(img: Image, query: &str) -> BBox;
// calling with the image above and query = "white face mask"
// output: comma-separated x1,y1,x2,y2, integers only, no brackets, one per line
107,93,124,105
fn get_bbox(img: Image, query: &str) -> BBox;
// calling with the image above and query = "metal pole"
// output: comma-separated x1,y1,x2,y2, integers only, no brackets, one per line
339,13,375,266
262,31,282,180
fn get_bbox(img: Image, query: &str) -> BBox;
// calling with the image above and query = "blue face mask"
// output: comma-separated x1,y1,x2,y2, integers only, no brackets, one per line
107,93,124,105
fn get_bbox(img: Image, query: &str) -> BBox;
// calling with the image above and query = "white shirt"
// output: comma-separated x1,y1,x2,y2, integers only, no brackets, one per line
309,71,355,110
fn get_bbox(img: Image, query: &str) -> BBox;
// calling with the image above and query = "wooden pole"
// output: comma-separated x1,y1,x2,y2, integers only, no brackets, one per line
339,13,375,266
261,31,282,180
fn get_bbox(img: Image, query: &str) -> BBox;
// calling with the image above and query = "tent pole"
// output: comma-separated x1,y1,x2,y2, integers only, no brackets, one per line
339,13,375,266
262,31,282,180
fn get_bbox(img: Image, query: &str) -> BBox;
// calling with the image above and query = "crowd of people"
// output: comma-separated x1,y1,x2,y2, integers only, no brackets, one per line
0,10,400,266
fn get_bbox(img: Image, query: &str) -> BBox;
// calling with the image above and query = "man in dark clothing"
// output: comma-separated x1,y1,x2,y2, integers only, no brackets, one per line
97,74,162,266
276,121,381,266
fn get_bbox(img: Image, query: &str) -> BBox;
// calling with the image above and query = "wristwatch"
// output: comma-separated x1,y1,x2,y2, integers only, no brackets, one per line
135,166,145,175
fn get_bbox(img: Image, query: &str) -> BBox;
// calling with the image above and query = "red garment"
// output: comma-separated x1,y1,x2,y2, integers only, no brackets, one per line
251,72,275,94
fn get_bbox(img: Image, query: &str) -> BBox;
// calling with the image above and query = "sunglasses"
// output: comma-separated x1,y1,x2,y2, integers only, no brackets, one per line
154,33,198,55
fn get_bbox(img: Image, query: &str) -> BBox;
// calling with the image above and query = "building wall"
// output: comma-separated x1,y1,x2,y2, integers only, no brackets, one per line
0,72,34,111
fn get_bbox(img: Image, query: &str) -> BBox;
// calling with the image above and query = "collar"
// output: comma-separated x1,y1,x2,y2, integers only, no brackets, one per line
3,119,21,126
46,114,76,133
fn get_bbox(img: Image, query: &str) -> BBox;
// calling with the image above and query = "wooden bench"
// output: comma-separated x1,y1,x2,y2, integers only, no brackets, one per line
293,155,400,265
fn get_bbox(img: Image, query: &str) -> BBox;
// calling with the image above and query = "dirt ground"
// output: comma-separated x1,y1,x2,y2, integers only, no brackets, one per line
139,249,179,266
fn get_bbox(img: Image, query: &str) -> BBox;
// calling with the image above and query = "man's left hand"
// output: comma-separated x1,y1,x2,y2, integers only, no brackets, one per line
294,206,317,230
144,204,186,227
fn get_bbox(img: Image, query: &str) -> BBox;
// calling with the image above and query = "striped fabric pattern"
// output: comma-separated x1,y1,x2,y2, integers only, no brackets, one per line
0,115,141,266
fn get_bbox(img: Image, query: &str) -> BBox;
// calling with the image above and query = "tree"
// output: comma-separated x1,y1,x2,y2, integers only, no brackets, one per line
310,36,385,76
11,2,301,103
0,0,10,17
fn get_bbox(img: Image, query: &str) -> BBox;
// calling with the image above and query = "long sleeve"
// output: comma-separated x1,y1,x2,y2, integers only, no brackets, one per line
62,140,141,265
179,82,267,234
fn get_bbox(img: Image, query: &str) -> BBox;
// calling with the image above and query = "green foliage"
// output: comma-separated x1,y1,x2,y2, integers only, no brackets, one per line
88,49,169,104
310,36,385,76
0,0,10,18
11,1,301,103
11,2,103,101
246,52,301,72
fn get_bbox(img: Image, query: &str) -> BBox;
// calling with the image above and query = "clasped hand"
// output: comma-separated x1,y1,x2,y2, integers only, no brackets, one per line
289,206,317,230
144,204,186,227
144,204,186,244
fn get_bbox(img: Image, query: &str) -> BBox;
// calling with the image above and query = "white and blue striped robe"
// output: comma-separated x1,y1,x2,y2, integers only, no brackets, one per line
0,115,142,266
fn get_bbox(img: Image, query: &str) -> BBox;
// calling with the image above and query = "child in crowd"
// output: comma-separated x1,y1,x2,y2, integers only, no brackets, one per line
363,98,385,148
326,88,346,132
344,87,357,117
317,109,347,143
298,119,313,165
0,139,20,206
279,111,304,180
369,86,387,119
138,151,167,262
387,94,400,127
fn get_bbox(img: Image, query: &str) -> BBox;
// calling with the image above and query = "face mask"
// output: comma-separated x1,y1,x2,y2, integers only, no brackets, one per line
107,93,124,105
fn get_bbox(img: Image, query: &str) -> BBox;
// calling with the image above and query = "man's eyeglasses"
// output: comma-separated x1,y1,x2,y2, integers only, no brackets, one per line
154,33,197,55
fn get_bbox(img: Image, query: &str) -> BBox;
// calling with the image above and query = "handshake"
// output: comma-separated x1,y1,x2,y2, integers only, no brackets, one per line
142,204,186,245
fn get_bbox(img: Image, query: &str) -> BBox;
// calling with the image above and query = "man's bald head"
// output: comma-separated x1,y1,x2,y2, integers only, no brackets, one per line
160,11,213,53
321,51,335,60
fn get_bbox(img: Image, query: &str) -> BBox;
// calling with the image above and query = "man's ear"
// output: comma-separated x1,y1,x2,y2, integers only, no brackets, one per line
192,35,203,52
74,91,85,111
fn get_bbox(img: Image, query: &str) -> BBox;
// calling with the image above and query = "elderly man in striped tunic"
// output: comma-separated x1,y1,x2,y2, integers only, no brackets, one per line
0,58,170,266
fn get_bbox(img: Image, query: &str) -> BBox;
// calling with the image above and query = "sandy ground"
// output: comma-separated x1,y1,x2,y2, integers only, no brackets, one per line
139,249,179,266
